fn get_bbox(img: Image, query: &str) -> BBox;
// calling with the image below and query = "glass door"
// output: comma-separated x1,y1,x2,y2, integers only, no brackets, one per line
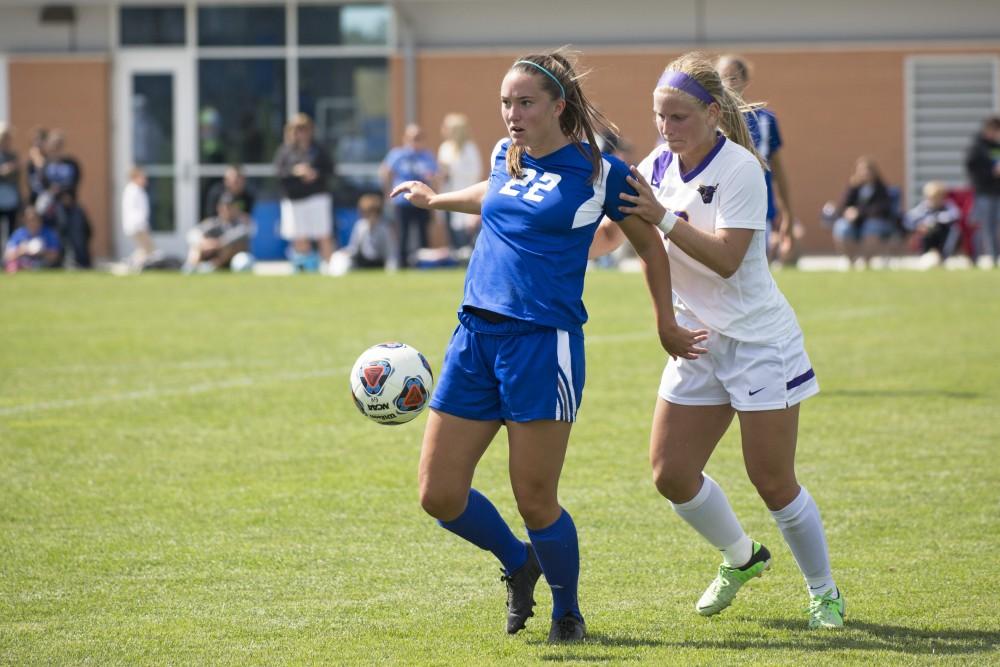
115,52,195,258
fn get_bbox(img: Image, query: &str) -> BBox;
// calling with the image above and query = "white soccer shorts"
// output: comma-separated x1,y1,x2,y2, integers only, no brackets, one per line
658,312,819,412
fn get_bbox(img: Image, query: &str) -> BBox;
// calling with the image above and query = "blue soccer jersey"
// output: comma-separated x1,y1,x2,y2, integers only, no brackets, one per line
744,108,783,222
461,139,633,336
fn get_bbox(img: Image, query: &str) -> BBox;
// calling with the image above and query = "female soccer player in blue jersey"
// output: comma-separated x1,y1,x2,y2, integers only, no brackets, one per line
392,51,706,642
592,52,844,630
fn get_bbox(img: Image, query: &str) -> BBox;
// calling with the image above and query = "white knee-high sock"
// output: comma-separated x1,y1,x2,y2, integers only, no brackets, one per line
671,473,753,567
771,486,836,597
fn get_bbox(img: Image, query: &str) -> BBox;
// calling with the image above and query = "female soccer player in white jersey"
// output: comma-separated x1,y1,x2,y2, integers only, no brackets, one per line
591,52,845,630
392,51,706,642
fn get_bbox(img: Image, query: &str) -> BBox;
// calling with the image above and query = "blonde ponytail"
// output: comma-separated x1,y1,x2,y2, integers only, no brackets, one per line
657,52,767,170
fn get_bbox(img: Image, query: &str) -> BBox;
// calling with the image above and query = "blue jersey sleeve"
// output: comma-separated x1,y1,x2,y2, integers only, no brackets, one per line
768,112,783,153
602,154,636,222
486,138,509,187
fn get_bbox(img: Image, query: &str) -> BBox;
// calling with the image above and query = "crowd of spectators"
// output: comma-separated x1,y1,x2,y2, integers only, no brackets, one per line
820,115,1000,270
4,107,997,276
1,124,92,273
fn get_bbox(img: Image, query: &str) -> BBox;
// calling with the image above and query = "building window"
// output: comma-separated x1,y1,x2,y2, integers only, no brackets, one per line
298,58,389,165
131,74,174,165
906,56,998,204
120,6,185,46
297,4,390,46
198,5,286,47
198,59,286,164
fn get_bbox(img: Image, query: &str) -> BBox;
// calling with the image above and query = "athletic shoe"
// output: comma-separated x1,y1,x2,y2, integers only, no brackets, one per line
547,613,587,643
696,542,771,616
501,543,542,634
808,589,846,629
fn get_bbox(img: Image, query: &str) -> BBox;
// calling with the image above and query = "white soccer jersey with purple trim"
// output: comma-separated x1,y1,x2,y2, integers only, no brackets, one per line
637,136,799,342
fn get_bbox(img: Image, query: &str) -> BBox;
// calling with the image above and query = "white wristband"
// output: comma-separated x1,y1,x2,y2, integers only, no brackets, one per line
656,210,680,236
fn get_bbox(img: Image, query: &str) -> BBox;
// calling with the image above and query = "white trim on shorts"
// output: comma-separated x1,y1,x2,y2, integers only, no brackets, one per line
555,329,578,422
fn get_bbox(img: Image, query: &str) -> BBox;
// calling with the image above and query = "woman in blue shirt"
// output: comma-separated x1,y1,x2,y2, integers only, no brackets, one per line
392,50,706,642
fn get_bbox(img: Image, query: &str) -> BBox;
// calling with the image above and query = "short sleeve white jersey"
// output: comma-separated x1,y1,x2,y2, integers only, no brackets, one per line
636,136,799,342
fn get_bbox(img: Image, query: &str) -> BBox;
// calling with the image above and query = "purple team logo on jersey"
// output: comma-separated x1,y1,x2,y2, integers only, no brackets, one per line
697,183,718,204
675,210,690,222
360,360,392,396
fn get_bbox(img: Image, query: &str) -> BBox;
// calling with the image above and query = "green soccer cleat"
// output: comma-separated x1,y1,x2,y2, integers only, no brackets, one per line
696,542,771,616
808,589,846,629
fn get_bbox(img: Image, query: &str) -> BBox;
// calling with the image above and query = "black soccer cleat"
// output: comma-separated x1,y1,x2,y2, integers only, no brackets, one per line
501,543,542,634
547,612,587,643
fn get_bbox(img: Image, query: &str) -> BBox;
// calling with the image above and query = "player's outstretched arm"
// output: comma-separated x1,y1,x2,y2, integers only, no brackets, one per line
389,180,487,215
621,166,752,279
617,214,708,360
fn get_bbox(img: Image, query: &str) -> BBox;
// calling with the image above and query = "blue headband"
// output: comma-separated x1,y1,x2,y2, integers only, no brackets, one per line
516,60,566,99
656,70,715,105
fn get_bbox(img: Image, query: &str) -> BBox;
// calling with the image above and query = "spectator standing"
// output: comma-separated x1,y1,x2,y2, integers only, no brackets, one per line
40,130,91,268
25,127,47,206
965,115,1000,268
0,123,21,246
380,124,438,267
4,205,60,273
204,164,255,222
437,114,482,251
121,166,156,269
827,156,895,269
274,113,335,273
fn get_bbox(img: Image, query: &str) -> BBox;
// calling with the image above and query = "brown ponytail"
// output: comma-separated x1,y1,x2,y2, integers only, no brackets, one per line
506,49,618,184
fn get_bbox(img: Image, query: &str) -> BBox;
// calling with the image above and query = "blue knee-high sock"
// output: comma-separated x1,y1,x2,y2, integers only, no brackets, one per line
527,509,582,621
438,489,528,575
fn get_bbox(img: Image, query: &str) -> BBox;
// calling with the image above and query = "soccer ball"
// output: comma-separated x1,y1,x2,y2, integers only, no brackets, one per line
349,342,434,425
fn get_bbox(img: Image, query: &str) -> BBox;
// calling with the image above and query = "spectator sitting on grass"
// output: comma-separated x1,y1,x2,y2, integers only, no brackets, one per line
329,193,397,275
4,205,60,273
904,181,961,265
183,193,252,273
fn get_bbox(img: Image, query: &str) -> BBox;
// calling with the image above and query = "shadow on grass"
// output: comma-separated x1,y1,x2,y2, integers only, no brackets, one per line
822,389,981,400
666,617,999,656
530,632,664,662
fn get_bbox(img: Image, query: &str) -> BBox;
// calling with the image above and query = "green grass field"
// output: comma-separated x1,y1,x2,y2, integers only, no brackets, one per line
2,269,998,665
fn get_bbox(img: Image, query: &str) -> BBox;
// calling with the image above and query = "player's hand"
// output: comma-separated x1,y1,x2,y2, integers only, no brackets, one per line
390,180,437,209
658,320,709,360
619,166,667,228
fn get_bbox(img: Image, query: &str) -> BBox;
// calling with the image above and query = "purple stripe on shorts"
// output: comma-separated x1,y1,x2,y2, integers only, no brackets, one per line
786,368,815,390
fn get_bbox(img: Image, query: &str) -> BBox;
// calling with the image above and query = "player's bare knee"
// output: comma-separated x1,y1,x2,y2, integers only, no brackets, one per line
750,476,799,510
418,485,466,521
651,464,696,502
515,495,558,528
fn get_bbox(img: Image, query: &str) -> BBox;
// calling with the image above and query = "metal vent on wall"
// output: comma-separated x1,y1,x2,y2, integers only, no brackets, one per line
906,56,998,206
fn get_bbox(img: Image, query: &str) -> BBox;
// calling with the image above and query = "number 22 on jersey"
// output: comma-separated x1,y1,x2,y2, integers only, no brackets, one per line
498,168,562,203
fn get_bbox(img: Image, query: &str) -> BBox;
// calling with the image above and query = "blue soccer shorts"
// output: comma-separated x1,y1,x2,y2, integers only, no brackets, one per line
429,311,585,423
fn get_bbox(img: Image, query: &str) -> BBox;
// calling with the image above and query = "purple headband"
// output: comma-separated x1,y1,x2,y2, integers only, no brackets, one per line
656,70,715,105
